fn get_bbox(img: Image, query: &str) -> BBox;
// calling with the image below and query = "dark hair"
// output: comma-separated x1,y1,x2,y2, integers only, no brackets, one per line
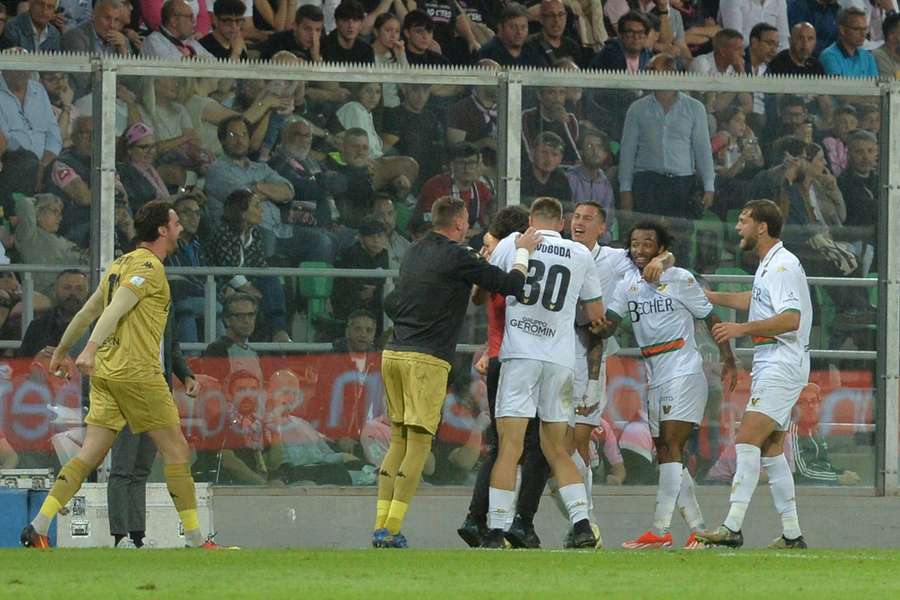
431,196,467,229
742,199,783,239
778,95,807,113
402,9,433,32
574,201,607,222
160,0,179,25
834,103,858,118
296,3,324,22
530,197,563,222
217,115,250,143
487,205,529,240
578,126,610,153
334,0,365,21
346,309,376,324
134,200,175,242
772,135,807,162
857,103,880,120
222,188,255,227
213,0,246,18
618,10,650,33
56,268,87,281
534,131,564,150
838,6,867,27
717,105,745,127
847,128,877,147
448,142,480,161
374,12,399,30
343,127,369,142
750,22,778,42
713,28,744,49
884,12,900,38
498,2,529,25
626,220,674,252
224,292,258,317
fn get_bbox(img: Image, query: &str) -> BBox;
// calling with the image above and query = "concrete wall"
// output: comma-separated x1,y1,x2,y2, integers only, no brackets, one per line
211,486,900,549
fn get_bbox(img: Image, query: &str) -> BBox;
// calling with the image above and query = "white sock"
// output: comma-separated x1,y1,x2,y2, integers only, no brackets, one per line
652,462,682,535
571,451,594,519
558,483,590,525
762,454,802,540
488,487,517,531
676,468,706,532
723,443,761,532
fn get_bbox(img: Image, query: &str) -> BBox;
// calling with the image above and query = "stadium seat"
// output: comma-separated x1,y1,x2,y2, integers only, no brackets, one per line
296,262,344,342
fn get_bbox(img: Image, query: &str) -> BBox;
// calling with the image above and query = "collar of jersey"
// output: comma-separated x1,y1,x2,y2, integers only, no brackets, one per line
760,241,784,269
536,230,562,238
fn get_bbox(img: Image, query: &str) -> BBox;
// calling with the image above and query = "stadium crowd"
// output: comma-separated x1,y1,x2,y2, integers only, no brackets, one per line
0,0,885,489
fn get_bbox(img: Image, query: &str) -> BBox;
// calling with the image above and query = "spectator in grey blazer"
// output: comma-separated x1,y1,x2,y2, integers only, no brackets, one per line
0,0,62,53
61,0,133,97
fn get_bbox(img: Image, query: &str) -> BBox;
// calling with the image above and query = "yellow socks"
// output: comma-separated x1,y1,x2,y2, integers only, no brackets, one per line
375,423,407,530
32,457,92,535
384,428,433,535
164,463,202,546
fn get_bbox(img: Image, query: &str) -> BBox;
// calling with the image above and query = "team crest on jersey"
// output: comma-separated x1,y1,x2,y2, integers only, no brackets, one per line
629,284,638,293
750,397,760,407
656,283,668,293
686,277,695,285
662,405,671,415
143,262,154,269
777,266,786,272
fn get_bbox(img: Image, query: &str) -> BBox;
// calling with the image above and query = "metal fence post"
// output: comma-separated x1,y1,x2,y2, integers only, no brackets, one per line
90,59,118,289
497,71,523,207
876,81,900,495
205,275,217,344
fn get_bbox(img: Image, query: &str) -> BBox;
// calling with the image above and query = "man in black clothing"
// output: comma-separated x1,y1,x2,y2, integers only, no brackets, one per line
258,4,323,61
371,196,541,548
332,216,390,337
321,0,374,64
199,0,249,61
521,132,572,208
403,9,450,66
477,2,548,68
17,270,89,358
838,129,878,263
383,84,445,186
767,22,826,76
526,0,585,67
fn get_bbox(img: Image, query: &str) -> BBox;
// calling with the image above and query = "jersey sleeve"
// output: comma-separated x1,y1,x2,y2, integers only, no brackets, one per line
605,279,628,321
578,251,604,303
768,264,805,316
118,258,165,302
673,271,713,319
488,232,518,271
607,247,634,278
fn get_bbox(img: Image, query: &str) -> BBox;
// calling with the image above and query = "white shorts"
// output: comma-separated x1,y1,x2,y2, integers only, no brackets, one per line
745,377,805,431
568,354,608,428
646,372,708,437
496,358,574,423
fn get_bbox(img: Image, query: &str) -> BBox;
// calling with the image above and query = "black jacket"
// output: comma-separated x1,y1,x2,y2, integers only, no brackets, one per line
385,231,525,364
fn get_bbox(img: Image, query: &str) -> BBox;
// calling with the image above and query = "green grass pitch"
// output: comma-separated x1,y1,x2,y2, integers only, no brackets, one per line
3,548,900,599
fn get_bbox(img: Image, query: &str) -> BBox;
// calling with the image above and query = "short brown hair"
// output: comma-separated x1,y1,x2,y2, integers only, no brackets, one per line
530,197,563,221
134,200,175,242
431,196,467,229
742,199,783,239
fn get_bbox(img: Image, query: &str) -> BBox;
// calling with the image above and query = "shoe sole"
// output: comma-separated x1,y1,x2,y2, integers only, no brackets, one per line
695,537,743,549
457,528,482,548
622,542,672,549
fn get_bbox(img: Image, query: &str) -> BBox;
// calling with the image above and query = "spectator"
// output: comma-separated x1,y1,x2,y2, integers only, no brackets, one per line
788,0,841,56
767,21,826,75
0,0,61,53
591,417,626,485
857,103,880,134
822,104,857,177
259,4,324,61
168,192,215,344
141,0,212,35
252,0,292,33
206,188,292,341
118,0,144,52
61,1,133,98
141,0,214,59
588,10,653,72
710,106,764,204
522,86,580,167
619,54,715,223
477,2,547,67
689,27,745,74
335,82,385,159
402,9,450,66
820,6,878,77
199,0,248,60
204,115,294,225
447,68,498,153
718,0,789,49
321,0,374,64
372,192,410,276
789,383,862,485
14,193,87,294
16,269,88,358
565,127,614,244
116,122,170,212
412,142,493,236
841,0,898,49
745,22,780,125
647,0,692,65
838,129,878,272
873,11,900,78
761,95,811,156
382,84,445,184
44,116,94,244
521,131,573,208
527,0,585,67
372,12,408,109
332,216,389,336
201,292,263,379
0,63,62,217
39,72,77,149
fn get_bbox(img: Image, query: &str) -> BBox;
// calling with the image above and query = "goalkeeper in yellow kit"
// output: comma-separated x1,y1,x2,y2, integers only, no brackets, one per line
21,200,215,549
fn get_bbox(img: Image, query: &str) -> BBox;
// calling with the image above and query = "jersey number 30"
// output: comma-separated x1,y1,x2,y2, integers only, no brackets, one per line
521,260,571,312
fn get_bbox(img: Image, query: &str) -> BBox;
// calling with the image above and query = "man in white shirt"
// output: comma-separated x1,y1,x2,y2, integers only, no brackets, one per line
698,199,813,550
141,0,213,60
599,220,737,550
484,197,605,549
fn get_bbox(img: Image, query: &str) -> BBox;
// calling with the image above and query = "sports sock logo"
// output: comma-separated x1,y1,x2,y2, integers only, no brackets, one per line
397,471,407,479
378,469,392,478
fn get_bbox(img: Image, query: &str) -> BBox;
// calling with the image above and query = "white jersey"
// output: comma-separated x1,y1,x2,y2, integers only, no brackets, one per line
575,245,634,359
491,230,604,370
749,242,812,382
607,267,713,387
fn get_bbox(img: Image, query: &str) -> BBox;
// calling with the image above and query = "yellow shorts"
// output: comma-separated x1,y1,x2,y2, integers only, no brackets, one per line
85,375,180,434
381,350,451,435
